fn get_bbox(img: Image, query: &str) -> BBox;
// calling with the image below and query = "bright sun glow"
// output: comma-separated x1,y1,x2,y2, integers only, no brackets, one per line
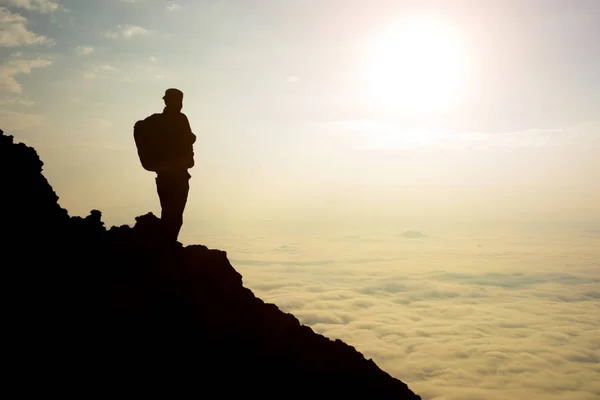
365,16,468,117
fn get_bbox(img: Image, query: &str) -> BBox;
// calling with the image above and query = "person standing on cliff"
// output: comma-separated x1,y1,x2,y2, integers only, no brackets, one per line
134,88,196,242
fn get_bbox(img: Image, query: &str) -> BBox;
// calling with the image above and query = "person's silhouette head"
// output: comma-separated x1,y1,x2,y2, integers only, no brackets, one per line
163,88,183,112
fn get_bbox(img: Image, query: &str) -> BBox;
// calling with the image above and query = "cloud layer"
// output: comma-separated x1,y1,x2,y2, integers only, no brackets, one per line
0,54,52,93
0,0,59,13
200,230,600,400
105,24,151,39
0,6,54,47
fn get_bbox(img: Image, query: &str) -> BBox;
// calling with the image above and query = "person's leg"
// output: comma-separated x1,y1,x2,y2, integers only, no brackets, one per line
169,172,190,241
155,172,189,241
156,173,177,240
155,173,168,221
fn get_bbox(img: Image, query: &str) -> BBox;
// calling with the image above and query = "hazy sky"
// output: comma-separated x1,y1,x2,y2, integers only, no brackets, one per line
1,0,599,233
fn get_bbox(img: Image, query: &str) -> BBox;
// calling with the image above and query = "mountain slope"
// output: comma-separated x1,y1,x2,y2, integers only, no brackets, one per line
1,129,421,398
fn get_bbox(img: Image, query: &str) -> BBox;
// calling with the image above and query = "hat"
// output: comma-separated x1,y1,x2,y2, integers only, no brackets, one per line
163,88,183,100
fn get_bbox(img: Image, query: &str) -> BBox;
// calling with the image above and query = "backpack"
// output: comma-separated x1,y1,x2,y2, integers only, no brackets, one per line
133,114,166,172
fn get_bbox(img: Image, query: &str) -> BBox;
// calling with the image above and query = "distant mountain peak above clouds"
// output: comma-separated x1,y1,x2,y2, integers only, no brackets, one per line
399,230,428,238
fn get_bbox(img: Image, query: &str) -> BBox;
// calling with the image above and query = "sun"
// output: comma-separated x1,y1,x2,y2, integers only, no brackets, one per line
365,16,468,118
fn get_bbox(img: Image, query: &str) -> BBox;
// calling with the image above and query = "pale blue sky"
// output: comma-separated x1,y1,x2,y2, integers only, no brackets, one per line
1,0,599,236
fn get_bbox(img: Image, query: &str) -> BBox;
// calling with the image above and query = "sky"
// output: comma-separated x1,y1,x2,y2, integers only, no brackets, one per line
1,1,599,398
1,0,599,234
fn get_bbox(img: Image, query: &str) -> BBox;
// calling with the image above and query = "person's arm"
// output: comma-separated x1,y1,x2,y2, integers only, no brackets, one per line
182,114,196,144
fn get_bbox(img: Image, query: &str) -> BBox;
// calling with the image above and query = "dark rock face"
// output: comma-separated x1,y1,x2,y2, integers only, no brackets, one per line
1,129,421,398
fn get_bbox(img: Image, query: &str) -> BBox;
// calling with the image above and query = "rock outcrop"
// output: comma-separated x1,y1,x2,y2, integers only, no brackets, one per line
1,129,421,398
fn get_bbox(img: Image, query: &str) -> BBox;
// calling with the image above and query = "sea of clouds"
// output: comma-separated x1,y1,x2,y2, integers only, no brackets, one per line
192,227,600,400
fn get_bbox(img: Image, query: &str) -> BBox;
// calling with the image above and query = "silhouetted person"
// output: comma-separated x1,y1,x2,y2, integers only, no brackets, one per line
134,88,196,241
